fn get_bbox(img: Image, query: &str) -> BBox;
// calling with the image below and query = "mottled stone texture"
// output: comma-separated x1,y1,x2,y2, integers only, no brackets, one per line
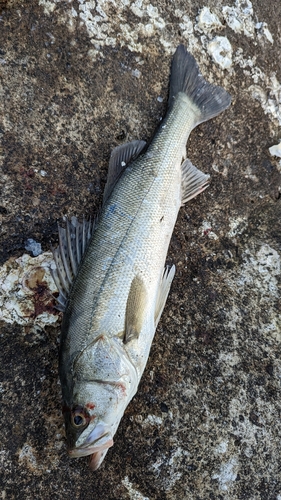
0,0,281,499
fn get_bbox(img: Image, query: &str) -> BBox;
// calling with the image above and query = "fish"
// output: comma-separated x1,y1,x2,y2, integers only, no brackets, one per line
51,45,231,470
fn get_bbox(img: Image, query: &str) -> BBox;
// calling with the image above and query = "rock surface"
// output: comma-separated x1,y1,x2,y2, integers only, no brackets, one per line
0,0,281,499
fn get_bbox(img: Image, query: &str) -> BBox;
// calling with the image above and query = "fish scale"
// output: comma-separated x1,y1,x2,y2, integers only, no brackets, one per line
54,45,231,470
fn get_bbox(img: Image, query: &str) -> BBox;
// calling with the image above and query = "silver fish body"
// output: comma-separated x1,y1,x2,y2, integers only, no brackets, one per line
54,45,231,470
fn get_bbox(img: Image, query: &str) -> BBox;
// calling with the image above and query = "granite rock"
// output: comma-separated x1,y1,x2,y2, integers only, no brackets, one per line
0,0,281,499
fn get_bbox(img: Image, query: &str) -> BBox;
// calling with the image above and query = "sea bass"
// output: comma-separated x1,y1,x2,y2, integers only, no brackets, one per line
52,45,231,470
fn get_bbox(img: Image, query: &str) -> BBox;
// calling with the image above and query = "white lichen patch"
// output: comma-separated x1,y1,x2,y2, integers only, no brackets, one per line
131,68,141,78
0,166,14,218
77,0,166,55
0,448,12,469
222,0,254,37
248,73,281,127
256,22,274,44
38,0,57,15
177,12,194,39
142,414,163,426
223,243,281,339
200,221,219,240
18,441,60,473
269,142,281,158
207,36,233,69
244,165,259,182
0,252,59,327
150,447,187,490
215,441,228,455
122,476,150,500
197,7,223,34
212,456,239,491
218,351,241,368
18,444,38,469
227,393,280,458
239,244,280,295
212,163,229,177
35,0,194,58
227,216,248,238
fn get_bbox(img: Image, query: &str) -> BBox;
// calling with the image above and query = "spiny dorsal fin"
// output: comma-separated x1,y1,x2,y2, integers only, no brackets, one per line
51,216,95,311
181,159,210,205
103,140,146,204
124,275,147,344
154,265,176,327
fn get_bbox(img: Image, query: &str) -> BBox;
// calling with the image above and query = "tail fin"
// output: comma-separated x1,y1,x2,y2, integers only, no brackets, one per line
169,45,231,124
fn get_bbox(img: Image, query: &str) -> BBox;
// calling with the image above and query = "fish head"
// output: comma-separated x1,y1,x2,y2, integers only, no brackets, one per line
61,335,138,470
62,396,115,471
62,380,128,469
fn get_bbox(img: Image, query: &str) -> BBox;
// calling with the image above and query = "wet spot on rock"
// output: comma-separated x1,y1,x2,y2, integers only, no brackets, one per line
0,0,7,14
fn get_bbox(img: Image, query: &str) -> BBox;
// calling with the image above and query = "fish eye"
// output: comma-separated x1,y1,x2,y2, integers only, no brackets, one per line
71,407,88,428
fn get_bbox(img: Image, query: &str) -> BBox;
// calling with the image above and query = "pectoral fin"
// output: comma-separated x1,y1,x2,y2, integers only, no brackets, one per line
181,159,210,205
124,275,147,344
154,265,176,327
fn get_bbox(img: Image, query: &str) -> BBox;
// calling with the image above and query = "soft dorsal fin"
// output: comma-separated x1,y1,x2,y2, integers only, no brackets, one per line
181,159,210,205
124,275,147,344
51,216,95,311
103,140,146,204
154,265,176,327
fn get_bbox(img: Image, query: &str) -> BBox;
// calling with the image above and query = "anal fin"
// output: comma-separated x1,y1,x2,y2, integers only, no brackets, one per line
181,159,210,205
154,265,176,327
124,275,147,344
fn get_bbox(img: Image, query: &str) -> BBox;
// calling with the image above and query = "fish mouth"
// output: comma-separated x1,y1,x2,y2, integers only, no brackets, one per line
68,436,113,471
68,437,113,458
68,428,113,459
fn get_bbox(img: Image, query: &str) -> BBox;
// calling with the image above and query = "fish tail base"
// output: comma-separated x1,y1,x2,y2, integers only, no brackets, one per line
169,45,231,125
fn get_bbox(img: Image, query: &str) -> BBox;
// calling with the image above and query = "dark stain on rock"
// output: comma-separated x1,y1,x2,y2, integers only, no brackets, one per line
23,266,59,318
0,0,7,14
